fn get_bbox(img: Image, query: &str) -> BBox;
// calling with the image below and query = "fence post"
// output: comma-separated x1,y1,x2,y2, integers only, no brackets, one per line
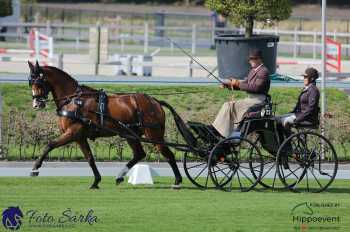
58,52,63,69
293,27,297,59
211,24,215,49
144,22,149,54
46,20,51,36
190,24,196,77
192,24,196,55
347,20,349,58
34,29,40,62
313,30,317,59
48,37,53,64
89,24,101,75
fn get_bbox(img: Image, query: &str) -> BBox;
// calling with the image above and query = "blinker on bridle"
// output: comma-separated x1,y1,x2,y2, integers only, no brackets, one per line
29,71,50,101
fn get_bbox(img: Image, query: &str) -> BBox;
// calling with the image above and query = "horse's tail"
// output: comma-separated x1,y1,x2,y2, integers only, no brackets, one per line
157,100,196,147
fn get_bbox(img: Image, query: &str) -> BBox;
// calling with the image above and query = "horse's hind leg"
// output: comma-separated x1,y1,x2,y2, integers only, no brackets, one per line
156,144,182,189
76,139,101,189
30,130,76,176
116,139,146,185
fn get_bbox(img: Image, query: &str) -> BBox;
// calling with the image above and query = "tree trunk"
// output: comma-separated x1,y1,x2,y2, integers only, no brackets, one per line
245,16,254,38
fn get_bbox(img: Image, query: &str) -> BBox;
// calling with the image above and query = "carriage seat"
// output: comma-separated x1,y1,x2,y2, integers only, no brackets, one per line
291,106,320,129
244,95,273,119
291,121,319,129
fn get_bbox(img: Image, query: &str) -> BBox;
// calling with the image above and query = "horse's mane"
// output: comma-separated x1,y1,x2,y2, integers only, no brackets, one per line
44,66,99,93
80,85,98,93
44,66,79,86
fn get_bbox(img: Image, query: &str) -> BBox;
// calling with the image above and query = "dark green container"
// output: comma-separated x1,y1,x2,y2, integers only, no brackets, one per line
215,34,279,79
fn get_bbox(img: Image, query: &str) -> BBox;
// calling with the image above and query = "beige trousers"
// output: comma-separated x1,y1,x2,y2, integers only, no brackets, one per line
212,94,266,137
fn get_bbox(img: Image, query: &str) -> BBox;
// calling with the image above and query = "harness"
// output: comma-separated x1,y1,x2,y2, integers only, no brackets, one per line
56,89,109,127
56,89,159,136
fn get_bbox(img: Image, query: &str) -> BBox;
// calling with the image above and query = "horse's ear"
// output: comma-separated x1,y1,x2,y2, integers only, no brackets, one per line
35,60,40,69
28,61,34,72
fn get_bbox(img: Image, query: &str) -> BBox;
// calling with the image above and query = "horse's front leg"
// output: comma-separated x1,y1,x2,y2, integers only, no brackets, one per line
30,129,77,176
76,139,101,189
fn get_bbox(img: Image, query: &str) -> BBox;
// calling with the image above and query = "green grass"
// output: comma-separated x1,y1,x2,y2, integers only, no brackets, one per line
0,177,350,232
0,84,349,161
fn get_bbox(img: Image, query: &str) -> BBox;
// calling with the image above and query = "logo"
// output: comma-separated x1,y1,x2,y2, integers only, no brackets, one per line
2,206,98,230
291,202,314,216
2,206,24,230
290,202,341,231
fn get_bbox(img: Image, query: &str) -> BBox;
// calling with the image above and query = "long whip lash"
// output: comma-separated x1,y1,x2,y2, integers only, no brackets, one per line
165,36,224,84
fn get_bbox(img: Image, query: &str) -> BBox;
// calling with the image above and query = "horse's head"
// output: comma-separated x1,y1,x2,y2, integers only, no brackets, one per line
28,61,51,109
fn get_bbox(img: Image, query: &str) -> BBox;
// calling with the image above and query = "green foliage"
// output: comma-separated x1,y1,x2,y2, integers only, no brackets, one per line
0,0,13,17
205,0,292,37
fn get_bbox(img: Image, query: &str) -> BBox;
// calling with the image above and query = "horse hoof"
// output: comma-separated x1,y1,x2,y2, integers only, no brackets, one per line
171,184,181,190
116,177,124,185
30,170,39,177
90,185,99,189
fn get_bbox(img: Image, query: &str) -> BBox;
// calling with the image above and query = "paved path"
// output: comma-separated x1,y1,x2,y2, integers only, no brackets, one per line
1,161,350,179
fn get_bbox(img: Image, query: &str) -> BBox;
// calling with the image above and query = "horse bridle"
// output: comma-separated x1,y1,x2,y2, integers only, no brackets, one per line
28,71,51,103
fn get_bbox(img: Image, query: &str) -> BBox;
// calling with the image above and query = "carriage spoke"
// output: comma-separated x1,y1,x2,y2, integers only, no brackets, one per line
284,166,302,179
211,166,231,174
272,166,278,188
236,170,243,190
309,168,324,189
217,167,233,180
193,164,208,181
205,172,209,187
261,162,276,179
306,170,310,192
219,170,233,185
187,162,207,170
238,168,255,185
293,167,307,189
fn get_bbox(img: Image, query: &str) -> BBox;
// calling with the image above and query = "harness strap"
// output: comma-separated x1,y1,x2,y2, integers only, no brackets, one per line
97,89,108,127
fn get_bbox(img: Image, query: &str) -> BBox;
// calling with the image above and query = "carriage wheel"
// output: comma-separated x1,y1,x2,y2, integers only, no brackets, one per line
208,137,263,192
276,131,338,193
183,151,211,188
247,133,284,190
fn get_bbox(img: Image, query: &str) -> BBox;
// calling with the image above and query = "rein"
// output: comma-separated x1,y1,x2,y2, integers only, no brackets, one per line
44,89,209,106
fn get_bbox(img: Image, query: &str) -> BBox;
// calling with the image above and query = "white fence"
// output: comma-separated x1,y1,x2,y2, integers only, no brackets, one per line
1,22,350,58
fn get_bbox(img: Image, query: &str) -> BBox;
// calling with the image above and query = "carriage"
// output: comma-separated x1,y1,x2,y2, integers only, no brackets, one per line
28,62,338,192
182,95,338,193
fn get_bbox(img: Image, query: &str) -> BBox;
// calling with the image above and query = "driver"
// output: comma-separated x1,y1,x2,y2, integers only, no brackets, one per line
212,49,270,137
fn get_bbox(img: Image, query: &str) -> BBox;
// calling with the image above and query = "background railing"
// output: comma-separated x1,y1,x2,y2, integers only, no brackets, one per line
2,22,350,59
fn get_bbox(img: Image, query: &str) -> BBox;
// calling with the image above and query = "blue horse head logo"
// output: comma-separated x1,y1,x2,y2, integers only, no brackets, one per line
2,206,23,230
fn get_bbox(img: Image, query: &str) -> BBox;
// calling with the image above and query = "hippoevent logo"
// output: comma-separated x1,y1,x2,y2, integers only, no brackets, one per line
2,206,98,230
290,202,341,231
2,206,24,230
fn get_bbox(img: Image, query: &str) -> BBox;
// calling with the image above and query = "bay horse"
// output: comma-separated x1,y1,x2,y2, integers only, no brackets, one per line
28,61,184,189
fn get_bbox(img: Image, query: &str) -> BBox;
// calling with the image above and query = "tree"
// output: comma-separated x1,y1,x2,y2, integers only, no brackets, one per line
205,0,292,38
0,0,13,17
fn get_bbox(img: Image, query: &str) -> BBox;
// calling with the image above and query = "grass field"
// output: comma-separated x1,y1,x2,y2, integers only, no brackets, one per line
0,84,349,161
0,177,350,232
